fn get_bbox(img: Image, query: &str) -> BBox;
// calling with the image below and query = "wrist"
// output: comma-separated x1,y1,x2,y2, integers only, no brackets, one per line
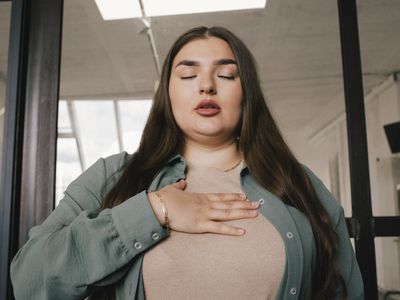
148,192,170,231
155,192,170,232
148,192,165,226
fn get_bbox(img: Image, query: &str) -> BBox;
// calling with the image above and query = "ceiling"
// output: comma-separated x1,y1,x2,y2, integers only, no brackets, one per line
0,0,399,156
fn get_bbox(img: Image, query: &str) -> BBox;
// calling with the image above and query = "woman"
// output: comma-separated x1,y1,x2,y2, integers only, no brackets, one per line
10,26,363,299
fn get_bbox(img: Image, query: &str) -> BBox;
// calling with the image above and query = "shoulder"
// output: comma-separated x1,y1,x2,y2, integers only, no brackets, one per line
64,151,132,205
103,151,132,179
72,151,131,186
301,164,342,223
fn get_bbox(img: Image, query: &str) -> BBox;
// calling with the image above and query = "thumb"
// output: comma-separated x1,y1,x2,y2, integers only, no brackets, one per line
174,179,186,190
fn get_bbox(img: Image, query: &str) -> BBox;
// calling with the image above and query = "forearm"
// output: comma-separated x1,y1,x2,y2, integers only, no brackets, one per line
11,191,169,299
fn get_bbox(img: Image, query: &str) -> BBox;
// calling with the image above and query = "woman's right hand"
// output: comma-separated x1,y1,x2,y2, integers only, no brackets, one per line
147,180,259,236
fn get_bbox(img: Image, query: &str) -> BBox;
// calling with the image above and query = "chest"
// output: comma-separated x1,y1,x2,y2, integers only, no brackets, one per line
117,166,317,299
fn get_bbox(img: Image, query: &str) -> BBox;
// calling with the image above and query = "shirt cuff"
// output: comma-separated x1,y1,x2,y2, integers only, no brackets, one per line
111,190,169,258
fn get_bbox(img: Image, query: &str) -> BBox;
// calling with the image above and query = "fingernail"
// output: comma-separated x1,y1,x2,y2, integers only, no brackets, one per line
240,193,247,199
237,229,245,234
251,201,259,207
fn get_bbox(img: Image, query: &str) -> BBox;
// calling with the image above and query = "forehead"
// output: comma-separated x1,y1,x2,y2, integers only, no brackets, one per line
173,37,235,65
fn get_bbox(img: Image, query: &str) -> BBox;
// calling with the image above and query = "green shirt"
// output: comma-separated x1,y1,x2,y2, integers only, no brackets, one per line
11,151,364,299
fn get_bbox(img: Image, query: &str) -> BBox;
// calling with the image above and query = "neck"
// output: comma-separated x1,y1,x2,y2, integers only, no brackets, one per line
183,138,242,171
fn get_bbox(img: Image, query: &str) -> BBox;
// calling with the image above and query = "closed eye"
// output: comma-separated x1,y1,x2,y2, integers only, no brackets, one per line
181,75,197,79
218,75,235,80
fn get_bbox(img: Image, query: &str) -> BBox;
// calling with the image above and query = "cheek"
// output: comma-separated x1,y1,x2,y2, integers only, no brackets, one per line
169,83,189,129
169,78,191,106
230,85,243,115
168,80,182,113
169,78,196,113
229,87,243,128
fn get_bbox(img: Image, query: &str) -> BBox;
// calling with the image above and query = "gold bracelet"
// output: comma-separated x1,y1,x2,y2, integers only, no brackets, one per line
155,192,170,232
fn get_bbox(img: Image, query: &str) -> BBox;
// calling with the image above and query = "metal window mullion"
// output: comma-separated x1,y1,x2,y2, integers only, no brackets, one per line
67,101,85,171
373,216,400,237
114,100,124,152
0,0,30,298
337,0,378,298
0,0,63,298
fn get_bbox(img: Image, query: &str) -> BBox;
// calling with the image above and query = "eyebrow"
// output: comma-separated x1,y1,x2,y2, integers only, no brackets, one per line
175,58,237,68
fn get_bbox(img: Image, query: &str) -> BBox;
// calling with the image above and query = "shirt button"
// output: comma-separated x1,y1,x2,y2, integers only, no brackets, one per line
258,198,265,205
290,287,297,295
134,242,142,250
152,232,160,240
286,232,294,239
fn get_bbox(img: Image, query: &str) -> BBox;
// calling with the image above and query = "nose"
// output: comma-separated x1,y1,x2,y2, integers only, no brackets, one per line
199,75,216,95
200,86,216,95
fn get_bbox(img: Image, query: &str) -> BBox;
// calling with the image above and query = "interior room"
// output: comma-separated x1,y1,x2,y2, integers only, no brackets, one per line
0,0,399,298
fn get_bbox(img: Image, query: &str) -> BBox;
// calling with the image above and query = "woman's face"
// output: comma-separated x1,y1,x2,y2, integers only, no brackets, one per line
169,37,243,144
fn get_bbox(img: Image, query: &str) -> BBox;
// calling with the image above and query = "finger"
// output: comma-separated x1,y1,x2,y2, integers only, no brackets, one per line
210,200,259,210
206,192,247,202
208,208,258,221
173,180,186,190
203,222,246,236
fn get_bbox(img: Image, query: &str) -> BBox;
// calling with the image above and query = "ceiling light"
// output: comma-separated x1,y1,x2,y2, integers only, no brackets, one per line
95,0,267,20
95,0,142,20
144,0,267,17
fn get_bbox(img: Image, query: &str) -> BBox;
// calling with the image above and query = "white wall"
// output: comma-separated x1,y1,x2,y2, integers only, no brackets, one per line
300,74,400,291
365,76,400,290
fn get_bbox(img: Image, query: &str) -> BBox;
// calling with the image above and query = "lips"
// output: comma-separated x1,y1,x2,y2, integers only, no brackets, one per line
194,99,221,116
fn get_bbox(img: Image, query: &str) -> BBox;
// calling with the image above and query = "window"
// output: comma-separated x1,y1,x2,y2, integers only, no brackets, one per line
56,99,152,205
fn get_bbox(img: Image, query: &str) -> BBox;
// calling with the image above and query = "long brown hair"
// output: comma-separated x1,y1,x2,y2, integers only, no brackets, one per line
91,26,346,299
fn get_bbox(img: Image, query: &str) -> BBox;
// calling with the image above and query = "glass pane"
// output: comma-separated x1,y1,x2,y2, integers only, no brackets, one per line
73,100,120,168
57,0,159,202
375,237,400,297
230,2,351,215
358,1,400,294
58,100,72,134
119,99,152,152
56,138,82,206
0,2,11,183
357,1,400,216
56,98,153,198
59,0,352,216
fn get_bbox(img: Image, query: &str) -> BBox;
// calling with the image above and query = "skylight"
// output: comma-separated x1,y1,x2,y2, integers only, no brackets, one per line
95,0,142,20
95,0,267,20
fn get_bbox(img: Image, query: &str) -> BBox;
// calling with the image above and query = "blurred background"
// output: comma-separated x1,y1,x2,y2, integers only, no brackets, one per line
0,0,399,297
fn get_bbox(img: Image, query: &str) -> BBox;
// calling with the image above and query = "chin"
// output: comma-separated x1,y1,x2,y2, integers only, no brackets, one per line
195,127,224,136
196,128,237,140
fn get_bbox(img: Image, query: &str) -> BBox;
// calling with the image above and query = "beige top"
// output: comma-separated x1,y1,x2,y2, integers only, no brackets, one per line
143,161,286,300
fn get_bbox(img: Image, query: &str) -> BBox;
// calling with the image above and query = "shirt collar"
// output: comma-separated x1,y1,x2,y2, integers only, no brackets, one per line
167,154,185,164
